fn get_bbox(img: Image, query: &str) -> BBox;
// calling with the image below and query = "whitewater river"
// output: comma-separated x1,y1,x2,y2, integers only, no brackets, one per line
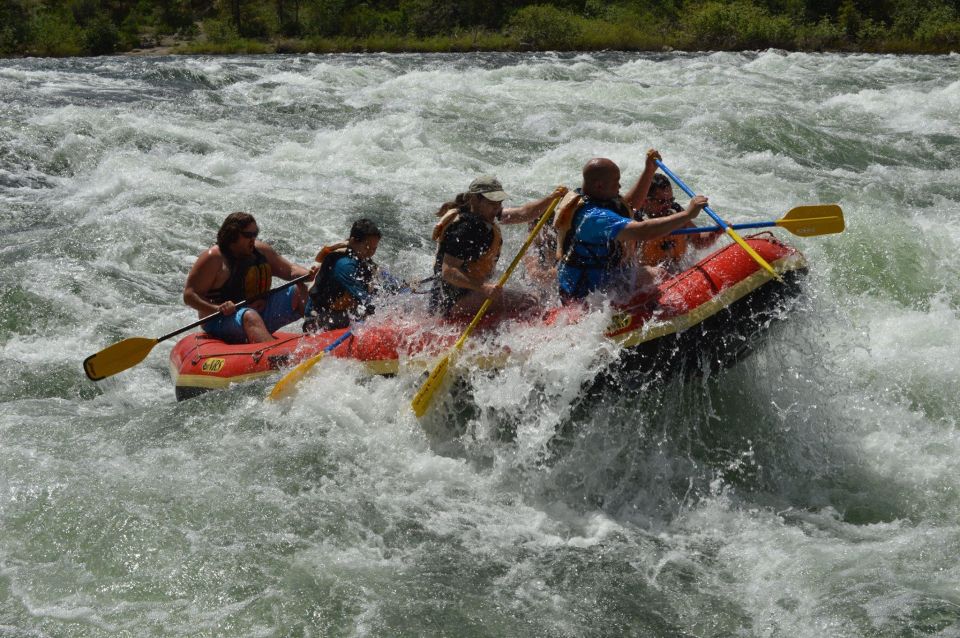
1,50,959,636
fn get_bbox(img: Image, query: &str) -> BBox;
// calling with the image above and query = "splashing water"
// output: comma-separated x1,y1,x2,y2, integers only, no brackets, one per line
1,51,959,636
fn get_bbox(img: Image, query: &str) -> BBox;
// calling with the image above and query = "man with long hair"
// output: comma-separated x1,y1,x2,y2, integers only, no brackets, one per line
183,212,314,343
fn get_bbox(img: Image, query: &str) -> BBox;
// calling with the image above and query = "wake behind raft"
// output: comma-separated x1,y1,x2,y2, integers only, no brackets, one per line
169,233,808,402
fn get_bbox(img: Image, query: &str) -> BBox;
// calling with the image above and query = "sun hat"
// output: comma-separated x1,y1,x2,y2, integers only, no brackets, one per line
467,175,509,202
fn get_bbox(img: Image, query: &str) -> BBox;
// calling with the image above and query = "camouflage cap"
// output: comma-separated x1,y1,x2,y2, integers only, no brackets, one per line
467,175,509,202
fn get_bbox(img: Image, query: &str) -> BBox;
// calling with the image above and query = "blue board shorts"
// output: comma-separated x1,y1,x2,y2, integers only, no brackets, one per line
202,286,301,343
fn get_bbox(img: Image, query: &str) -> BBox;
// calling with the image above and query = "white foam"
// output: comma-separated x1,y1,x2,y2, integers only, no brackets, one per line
3,51,960,636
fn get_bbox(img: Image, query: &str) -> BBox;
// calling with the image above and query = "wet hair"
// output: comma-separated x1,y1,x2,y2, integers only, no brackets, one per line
434,192,471,217
350,218,382,241
647,174,671,196
217,212,256,259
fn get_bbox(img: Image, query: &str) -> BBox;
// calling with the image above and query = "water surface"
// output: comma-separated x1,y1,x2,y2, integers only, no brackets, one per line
1,51,959,636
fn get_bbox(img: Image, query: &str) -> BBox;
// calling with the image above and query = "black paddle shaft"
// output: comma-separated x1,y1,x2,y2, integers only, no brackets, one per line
157,274,311,344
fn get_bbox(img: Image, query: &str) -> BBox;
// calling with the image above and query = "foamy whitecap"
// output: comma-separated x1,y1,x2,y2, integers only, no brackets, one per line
1,51,958,636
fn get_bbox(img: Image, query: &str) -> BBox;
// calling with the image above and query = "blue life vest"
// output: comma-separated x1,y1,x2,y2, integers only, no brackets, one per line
305,248,376,331
557,195,633,299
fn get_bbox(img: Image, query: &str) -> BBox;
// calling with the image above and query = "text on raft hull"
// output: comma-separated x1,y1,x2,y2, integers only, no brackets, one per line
169,233,808,402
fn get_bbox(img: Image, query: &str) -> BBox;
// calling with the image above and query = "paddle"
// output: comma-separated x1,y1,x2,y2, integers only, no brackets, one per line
266,327,354,401
411,193,563,418
82,274,311,381
268,268,443,400
670,204,845,237
655,160,782,280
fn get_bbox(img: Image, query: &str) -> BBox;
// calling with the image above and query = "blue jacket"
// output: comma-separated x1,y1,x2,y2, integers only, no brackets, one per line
557,198,632,299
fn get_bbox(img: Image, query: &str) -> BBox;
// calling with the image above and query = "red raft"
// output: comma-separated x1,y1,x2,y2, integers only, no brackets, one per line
169,233,808,401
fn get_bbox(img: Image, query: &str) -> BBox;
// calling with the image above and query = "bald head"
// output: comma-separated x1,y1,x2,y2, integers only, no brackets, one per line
582,158,621,200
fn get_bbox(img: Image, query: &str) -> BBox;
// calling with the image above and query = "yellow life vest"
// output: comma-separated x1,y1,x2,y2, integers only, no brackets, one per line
243,261,271,298
433,209,502,283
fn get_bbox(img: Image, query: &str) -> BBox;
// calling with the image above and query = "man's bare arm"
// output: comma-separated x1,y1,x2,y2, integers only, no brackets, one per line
259,241,310,280
441,254,500,299
183,249,225,316
616,195,708,242
624,149,662,211
440,254,483,291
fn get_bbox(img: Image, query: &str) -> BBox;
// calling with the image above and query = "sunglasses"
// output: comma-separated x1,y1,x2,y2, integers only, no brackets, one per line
240,229,259,239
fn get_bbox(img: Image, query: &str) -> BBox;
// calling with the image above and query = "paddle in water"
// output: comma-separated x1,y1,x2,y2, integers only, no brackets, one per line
266,327,355,401
670,204,845,237
411,193,563,418
655,160,782,280
83,274,311,381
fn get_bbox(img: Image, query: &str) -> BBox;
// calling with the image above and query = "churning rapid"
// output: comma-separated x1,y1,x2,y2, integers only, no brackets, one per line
1,51,959,636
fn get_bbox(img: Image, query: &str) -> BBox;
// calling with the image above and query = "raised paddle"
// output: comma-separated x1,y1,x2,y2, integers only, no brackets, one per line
670,204,845,237
82,274,311,381
266,327,355,401
411,192,564,418
655,160,782,281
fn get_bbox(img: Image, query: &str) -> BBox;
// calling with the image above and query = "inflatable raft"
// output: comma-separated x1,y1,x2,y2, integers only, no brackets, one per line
169,233,807,401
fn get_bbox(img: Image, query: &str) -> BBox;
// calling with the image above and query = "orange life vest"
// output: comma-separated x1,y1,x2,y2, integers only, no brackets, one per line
641,234,688,267
315,240,348,263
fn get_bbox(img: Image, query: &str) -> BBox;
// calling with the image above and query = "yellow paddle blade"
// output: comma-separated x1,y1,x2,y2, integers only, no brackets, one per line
411,354,451,418
82,337,158,381
778,204,845,237
267,352,327,401
725,228,783,282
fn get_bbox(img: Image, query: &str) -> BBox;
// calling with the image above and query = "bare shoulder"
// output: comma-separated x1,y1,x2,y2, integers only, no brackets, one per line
188,245,226,276
256,240,288,266
194,245,225,267
185,245,227,292
255,239,280,257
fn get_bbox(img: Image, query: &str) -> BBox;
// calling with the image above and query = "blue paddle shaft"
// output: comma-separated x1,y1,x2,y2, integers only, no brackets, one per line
672,221,774,235
654,160,729,231
323,328,353,353
653,160,773,234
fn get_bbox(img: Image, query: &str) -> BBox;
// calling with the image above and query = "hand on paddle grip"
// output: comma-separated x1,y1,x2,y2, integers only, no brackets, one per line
645,148,662,170
685,195,709,219
481,282,502,301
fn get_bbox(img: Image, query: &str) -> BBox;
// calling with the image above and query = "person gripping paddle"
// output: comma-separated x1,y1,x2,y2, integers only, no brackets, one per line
183,212,315,344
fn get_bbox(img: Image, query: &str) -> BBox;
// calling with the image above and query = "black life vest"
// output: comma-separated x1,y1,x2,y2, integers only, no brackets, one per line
208,248,271,304
306,248,376,330
432,208,502,283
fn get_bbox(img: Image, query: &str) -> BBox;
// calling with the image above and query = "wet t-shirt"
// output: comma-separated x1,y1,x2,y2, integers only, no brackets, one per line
430,213,496,314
